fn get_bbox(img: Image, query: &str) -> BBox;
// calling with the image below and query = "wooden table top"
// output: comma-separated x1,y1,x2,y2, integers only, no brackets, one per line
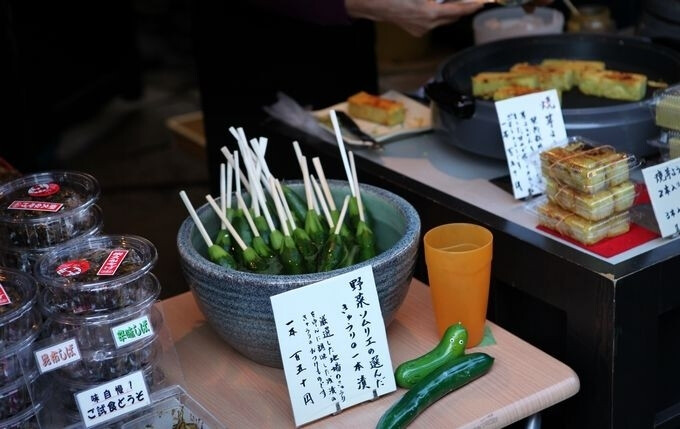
162,279,579,428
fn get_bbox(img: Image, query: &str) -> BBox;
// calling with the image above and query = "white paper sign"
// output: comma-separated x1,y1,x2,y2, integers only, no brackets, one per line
495,89,567,199
271,265,396,427
34,338,81,374
642,158,680,238
75,370,151,428
111,315,154,349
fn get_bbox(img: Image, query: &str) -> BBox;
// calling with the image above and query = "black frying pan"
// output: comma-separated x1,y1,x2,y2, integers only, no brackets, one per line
427,33,680,159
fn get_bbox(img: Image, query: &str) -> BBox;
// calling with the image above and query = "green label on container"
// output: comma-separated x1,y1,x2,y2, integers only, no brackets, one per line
110,315,154,348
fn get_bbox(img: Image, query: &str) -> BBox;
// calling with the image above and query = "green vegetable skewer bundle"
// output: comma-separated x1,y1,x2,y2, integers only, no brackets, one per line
311,157,353,243
270,176,306,275
179,190,236,269
206,195,269,273
215,162,241,252
298,155,327,249
317,196,352,272
349,151,377,262
276,179,318,273
236,194,282,274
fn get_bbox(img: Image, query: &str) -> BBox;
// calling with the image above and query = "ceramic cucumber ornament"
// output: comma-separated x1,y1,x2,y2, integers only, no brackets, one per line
394,322,468,389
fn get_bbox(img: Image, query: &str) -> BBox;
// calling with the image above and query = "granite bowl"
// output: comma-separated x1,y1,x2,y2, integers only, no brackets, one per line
176,180,421,368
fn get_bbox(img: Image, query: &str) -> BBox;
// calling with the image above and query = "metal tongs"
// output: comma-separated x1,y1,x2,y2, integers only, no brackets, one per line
334,111,383,150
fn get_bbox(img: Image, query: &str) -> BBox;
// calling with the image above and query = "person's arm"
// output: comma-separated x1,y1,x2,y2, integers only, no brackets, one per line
250,0,352,25
345,0,483,36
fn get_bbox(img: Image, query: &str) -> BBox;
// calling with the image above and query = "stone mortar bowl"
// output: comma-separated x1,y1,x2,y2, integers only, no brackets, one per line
177,180,421,368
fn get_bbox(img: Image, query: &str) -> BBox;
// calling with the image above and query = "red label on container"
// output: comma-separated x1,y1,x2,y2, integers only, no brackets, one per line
57,260,91,277
8,200,63,212
97,249,129,276
0,284,10,306
27,183,60,197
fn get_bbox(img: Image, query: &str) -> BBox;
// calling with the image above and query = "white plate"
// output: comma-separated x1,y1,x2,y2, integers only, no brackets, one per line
312,90,432,146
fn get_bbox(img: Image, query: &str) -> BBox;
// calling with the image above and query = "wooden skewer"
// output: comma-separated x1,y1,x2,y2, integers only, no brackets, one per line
269,176,291,237
226,161,233,209
234,151,243,205
329,110,356,197
312,157,336,211
205,195,248,251
220,163,227,229
349,151,365,222
311,175,334,228
275,179,297,230
334,196,350,235
300,156,313,211
179,191,213,248
236,194,261,238
233,129,261,217
253,175,277,232
220,146,251,194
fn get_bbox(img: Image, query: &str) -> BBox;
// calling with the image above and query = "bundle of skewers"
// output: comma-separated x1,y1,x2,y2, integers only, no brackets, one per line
180,110,377,275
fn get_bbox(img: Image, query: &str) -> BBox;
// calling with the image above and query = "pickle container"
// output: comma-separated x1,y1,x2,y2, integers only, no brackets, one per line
39,272,161,350
0,268,41,349
0,171,100,248
33,234,158,314
0,204,103,273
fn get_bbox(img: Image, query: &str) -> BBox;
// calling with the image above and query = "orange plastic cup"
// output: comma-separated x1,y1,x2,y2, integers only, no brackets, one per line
423,223,493,347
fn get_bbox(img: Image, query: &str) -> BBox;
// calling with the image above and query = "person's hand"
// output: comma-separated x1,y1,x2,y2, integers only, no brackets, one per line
522,0,554,13
345,0,484,37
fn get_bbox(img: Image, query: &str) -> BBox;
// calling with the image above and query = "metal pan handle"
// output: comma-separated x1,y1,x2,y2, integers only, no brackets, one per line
424,81,475,119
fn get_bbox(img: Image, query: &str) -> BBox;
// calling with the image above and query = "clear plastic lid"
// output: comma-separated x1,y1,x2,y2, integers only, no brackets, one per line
540,136,638,194
652,83,680,131
33,234,158,292
39,273,160,328
647,130,680,161
0,171,100,224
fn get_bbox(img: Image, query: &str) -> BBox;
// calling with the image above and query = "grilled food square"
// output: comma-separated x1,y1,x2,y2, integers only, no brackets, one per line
347,91,406,126
540,59,606,82
471,72,539,98
493,85,562,101
510,62,575,90
538,202,631,245
579,70,647,101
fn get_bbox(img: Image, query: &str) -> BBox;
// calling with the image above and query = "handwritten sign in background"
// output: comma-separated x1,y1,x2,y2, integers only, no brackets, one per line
271,266,396,427
495,89,567,199
642,157,680,238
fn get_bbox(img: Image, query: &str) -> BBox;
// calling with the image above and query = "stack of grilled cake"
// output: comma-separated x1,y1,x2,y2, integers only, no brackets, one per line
537,140,636,245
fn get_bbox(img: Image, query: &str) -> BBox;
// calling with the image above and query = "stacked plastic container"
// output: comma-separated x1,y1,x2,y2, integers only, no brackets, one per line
0,171,103,273
32,234,164,425
0,268,44,428
649,84,680,161
536,137,637,245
